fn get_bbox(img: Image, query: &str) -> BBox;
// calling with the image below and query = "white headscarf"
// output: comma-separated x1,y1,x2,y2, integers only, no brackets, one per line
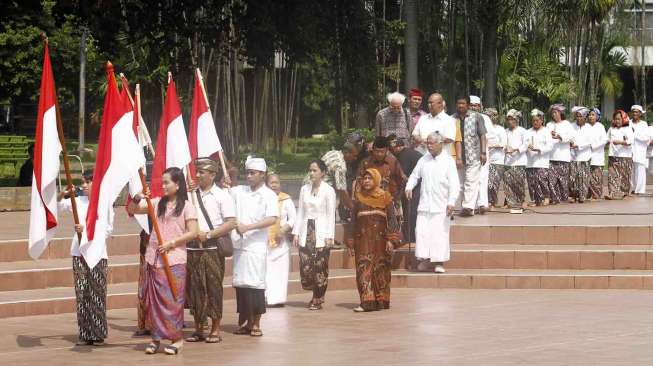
245,156,267,172
631,105,645,114
506,109,522,120
469,95,481,105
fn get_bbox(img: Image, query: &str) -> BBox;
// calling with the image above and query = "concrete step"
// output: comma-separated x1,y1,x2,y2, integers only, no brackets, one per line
3,268,653,318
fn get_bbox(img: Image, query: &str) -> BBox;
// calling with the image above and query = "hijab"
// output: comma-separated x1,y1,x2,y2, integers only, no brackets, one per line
355,168,392,209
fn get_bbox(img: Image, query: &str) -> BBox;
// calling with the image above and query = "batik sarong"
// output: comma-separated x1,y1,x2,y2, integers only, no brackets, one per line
608,157,631,199
298,219,331,299
569,161,590,203
142,263,186,341
588,165,604,199
73,256,108,342
488,164,505,206
186,248,225,322
504,166,526,208
548,161,570,204
526,168,550,205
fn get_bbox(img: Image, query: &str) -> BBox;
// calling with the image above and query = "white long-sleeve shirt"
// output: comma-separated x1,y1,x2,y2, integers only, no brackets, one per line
571,123,593,162
57,196,112,259
292,181,336,248
546,120,576,162
607,126,634,158
589,122,608,166
504,126,528,167
525,127,554,168
486,124,507,165
631,120,650,165
405,152,460,213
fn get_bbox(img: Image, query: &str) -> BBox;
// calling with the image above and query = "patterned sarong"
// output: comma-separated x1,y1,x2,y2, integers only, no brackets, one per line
186,249,225,322
488,164,505,206
142,263,186,341
588,165,604,199
569,161,590,202
73,256,107,342
526,168,550,205
299,220,331,299
504,166,526,207
548,161,570,204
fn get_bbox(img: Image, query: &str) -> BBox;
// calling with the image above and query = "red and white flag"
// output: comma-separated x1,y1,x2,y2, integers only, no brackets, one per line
188,68,222,177
84,63,145,269
28,40,63,260
150,73,191,198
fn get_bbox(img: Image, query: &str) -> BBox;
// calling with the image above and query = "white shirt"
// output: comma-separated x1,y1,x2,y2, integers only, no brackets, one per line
546,120,576,162
413,111,457,155
648,125,653,158
504,126,528,166
58,196,111,259
486,124,507,165
405,152,460,213
607,126,634,158
292,181,336,248
191,184,235,251
631,120,650,165
230,184,278,253
480,113,493,159
571,123,593,162
525,127,554,168
589,122,608,166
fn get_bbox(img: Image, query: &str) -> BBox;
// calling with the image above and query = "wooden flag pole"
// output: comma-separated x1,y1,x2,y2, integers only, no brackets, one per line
42,34,82,243
121,75,155,158
137,168,178,300
196,68,230,186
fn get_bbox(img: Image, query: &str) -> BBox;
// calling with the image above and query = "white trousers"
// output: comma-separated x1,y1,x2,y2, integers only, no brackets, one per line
265,244,290,305
631,162,647,194
415,211,451,262
462,162,482,210
477,162,489,208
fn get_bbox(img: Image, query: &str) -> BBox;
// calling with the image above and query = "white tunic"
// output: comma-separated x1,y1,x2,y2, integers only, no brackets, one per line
525,127,554,169
230,185,278,289
265,197,296,305
589,122,608,166
292,181,336,248
571,123,593,162
412,111,457,155
546,120,576,162
486,124,507,165
631,120,650,165
607,127,634,158
406,152,460,262
504,126,528,167
58,196,111,259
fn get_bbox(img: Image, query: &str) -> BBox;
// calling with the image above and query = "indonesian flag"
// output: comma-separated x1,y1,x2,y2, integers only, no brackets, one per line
84,63,145,269
150,73,191,198
28,40,62,260
188,68,222,177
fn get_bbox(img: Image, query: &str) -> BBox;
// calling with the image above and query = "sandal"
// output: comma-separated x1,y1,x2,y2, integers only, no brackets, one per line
233,327,251,335
250,328,263,337
185,333,206,342
205,334,222,343
353,306,366,313
144,342,160,354
164,344,182,355
308,303,322,311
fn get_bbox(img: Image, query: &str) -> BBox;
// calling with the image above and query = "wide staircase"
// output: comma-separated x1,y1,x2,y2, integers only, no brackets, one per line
1,223,652,318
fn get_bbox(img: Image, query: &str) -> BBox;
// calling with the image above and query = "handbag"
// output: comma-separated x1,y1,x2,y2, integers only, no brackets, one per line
195,189,234,257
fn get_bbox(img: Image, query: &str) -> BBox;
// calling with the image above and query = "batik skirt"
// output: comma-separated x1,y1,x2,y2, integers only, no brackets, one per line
298,219,331,300
186,248,225,322
504,166,526,208
569,161,590,202
548,161,570,204
588,165,604,199
488,164,505,206
73,256,108,342
608,157,632,199
526,167,550,205
142,263,186,341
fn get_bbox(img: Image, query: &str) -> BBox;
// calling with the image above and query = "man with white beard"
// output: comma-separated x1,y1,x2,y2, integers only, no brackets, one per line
405,132,460,274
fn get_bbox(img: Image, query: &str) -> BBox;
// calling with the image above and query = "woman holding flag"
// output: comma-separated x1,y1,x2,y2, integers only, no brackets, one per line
129,167,199,355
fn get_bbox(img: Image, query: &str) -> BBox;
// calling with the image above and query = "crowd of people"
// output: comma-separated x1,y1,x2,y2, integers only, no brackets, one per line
55,87,650,355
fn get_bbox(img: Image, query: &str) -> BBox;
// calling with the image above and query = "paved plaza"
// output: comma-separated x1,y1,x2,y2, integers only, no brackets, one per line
1,288,653,366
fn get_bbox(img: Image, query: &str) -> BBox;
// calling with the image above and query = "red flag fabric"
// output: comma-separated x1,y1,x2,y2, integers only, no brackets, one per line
188,69,222,178
83,62,145,268
29,40,63,259
150,74,191,198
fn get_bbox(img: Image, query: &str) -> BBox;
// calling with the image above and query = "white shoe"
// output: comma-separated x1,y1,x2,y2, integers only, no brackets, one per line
434,265,446,273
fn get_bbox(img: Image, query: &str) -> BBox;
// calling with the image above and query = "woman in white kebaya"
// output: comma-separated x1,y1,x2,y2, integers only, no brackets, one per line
484,108,507,210
629,105,650,195
546,104,576,204
588,108,608,200
569,107,593,203
503,109,528,209
525,109,553,206
606,110,634,200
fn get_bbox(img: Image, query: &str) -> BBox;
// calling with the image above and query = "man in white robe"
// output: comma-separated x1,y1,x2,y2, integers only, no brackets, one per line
630,105,649,194
469,95,493,213
405,132,460,273
230,157,277,336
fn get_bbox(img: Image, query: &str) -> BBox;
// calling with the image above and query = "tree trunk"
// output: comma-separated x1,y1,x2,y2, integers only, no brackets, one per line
481,3,498,107
78,27,87,151
641,1,647,107
404,0,418,90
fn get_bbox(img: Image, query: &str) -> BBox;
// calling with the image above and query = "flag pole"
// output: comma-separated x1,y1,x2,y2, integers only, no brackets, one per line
196,68,230,186
120,75,155,157
121,72,177,299
42,33,82,243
